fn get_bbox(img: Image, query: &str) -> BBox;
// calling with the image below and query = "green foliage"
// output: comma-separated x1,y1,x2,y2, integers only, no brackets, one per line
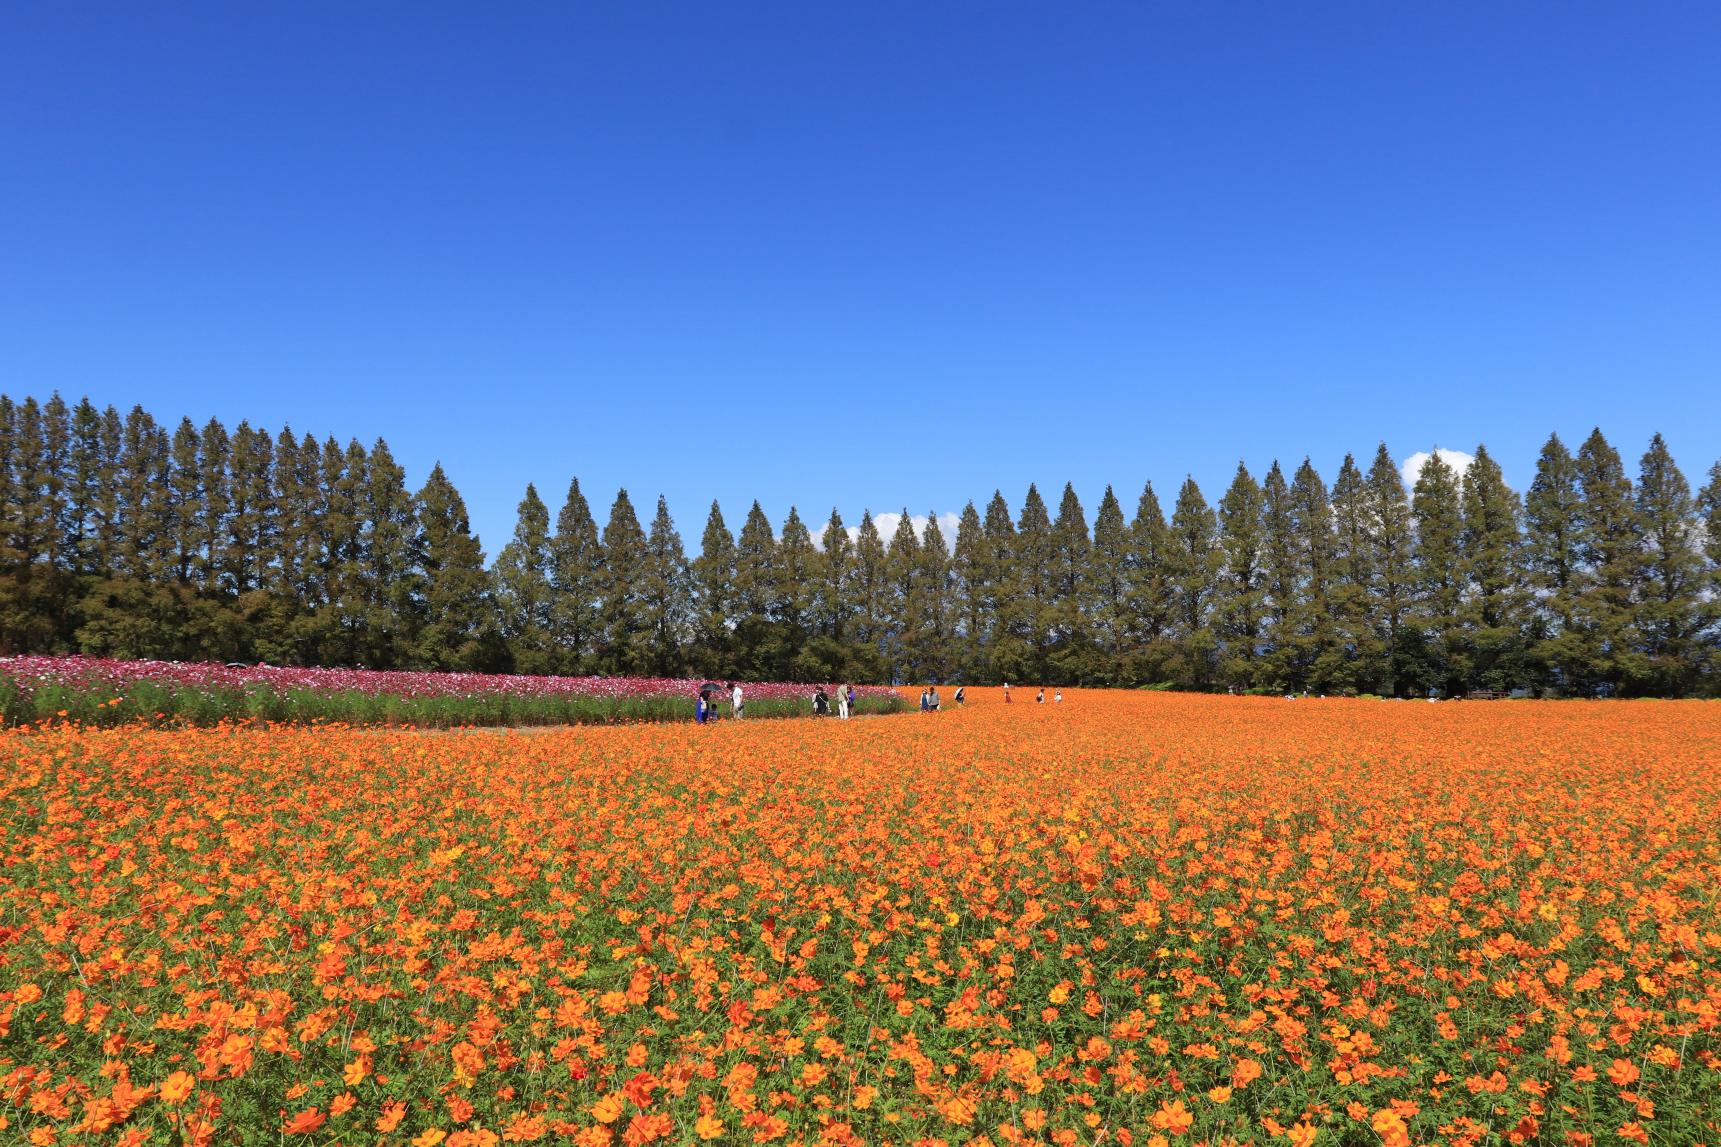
0,391,1717,695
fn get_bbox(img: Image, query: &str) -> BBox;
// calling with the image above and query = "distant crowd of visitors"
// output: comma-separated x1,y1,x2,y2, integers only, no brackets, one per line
695,680,1068,723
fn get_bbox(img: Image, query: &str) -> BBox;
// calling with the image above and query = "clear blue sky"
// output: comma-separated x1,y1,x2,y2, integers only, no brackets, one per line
4,3,1719,555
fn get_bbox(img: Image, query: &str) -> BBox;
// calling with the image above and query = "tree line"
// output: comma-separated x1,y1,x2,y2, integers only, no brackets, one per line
2,393,1717,696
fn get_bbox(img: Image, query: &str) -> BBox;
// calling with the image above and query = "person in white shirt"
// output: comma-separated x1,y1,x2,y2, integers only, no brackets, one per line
730,682,744,719
838,685,850,719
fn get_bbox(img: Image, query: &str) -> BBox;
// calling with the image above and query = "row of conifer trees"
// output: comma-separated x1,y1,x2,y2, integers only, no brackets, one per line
2,393,1717,695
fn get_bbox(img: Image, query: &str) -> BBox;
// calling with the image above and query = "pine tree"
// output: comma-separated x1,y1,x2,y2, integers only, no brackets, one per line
950,502,987,680
358,438,420,667
1572,428,1644,694
168,418,202,583
981,492,1023,681
1012,485,1054,681
1410,451,1465,696
1633,434,1704,695
1697,462,1721,692
1289,459,1339,692
38,395,70,575
1123,482,1177,684
1048,484,1092,681
773,506,817,677
1524,433,1583,691
196,419,232,591
598,489,649,674
1257,462,1298,691
415,463,495,670
1215,463,1266,690
1169,477,1219,689
816,509,853,642
11,397,55,570
1365,445,1414,695
641,496,693,676
775,506,816,637
286,431,326,609
1089,486,1128,681
268,427,304,598
549,478,604,673
94,405,123,575
225,421,274,595
1328,454,1378,695
324,439,371,662
494,484,556,672
65,398,105,576
690,501,735,676
881,511,919,681
1459,444,1529,693
852,511,887,660
733,502,777,674
917,513,954,682
116,406,173,584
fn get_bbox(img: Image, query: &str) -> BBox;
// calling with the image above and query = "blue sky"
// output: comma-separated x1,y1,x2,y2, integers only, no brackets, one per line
3,3,1718,555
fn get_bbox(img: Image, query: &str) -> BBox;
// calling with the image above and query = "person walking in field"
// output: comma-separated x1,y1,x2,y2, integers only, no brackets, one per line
845,684,855,716
1003,682,1011,703
730,682,744,719
1054,689,1063,704
954,686,965,706
1036,687,1045,704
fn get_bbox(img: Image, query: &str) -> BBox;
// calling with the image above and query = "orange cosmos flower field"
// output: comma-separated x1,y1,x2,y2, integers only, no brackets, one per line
2,692,1718,1147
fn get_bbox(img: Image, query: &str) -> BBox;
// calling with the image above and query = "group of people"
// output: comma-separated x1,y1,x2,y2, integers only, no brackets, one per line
694,681,745,723
918,685,966,710
1000,683,1062,704
812,684,857,718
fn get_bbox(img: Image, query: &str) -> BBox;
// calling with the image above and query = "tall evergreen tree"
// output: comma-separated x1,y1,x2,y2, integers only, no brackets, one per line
225,421,274,595
168,418,202,583
494,484,557,672
360,437,421,667
1048,484,1092,681
950,502,987,680
1365,445,1414,695
1328,454,1378,695
1459,444,1529,693
732,502,778,674
1571,428,1643,694
1215,462,1266,690
64,398,105,576
774,506,817,637
1089,486,1129,681
1698,461,1721,679
816,509,853,642
1256,462,1298,691
116,407,173,584
196,418,232,591
641,495,693,676
598,489,650,674
981,492,1022,680
549,477,604,672
1123,481,1177,684
1011,485,1054,680
1288,459,1339,692
415,463,495,670
852,511,887,663
883,511,921,680
690,501,735,676
1169,477,1219,689
917,513,954,682
1410,452,1465,696
1633,433,1704,695
1524,433,1583,690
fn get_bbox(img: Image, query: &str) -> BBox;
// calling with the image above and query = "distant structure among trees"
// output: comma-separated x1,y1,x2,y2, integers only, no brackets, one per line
2,393,1717,695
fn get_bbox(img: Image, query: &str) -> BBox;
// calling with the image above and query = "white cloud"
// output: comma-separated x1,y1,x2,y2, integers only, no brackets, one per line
814,511,960,551
1401,448,1475,490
